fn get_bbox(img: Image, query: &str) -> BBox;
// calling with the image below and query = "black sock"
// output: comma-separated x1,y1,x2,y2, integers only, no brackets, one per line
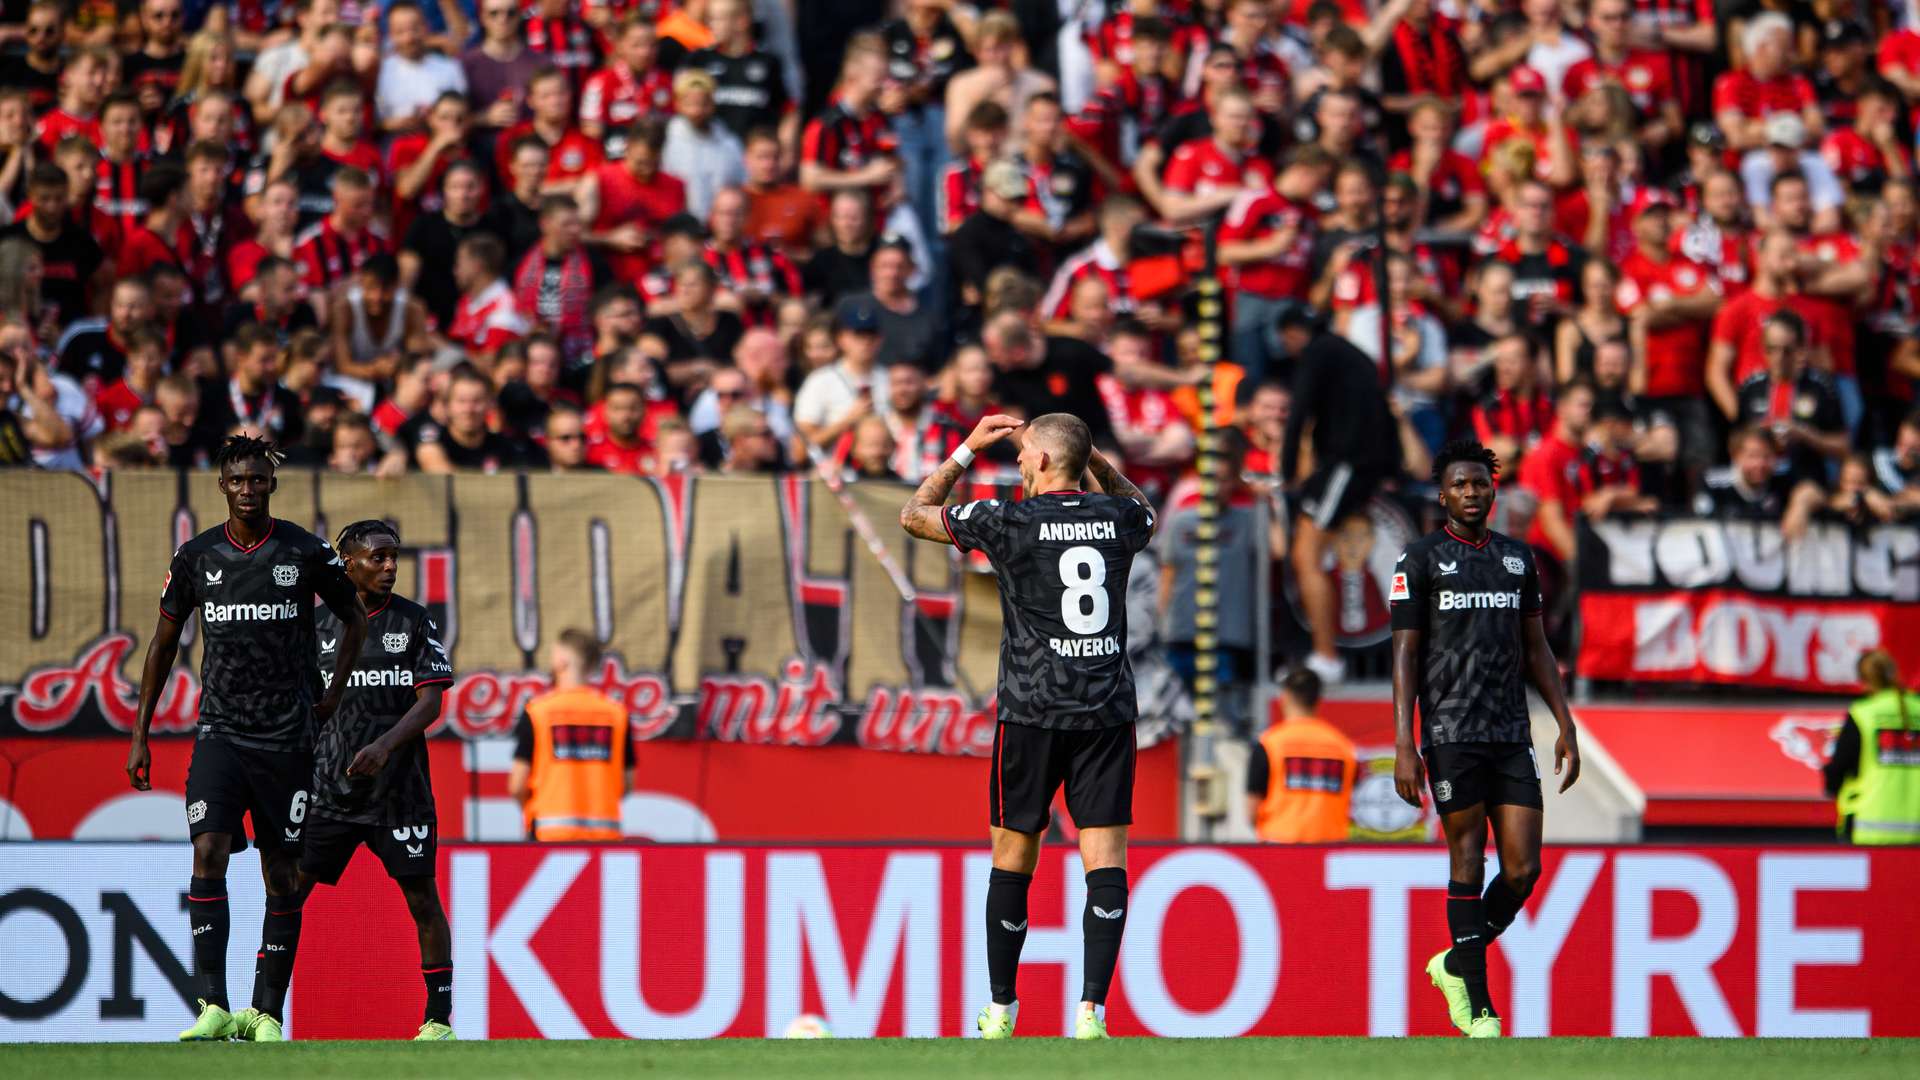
1483,875,1529,941
984,868,1031,1006
1081,867,1129,1007
252,891,306,1022
187,877,230,1011
423,965,453,1025
1444,880,1495,1018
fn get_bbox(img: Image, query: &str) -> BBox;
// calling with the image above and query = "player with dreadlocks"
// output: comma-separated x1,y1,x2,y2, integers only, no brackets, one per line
1387,439,1581,1038
128,434,368,1041
291,519,458,1040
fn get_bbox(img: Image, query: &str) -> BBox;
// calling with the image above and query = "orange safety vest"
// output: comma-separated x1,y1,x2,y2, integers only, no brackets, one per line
523,686,629,841
1254,717,1358,843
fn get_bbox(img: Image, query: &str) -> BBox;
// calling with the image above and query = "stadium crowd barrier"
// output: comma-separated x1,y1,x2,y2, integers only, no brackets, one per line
2,842,1914,1041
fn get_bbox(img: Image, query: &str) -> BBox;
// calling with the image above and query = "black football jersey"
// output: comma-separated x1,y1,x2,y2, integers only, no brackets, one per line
158,519,358,752
1388,527,1543,746
312,594,453,825
944,491,1156,730
686,47,790,141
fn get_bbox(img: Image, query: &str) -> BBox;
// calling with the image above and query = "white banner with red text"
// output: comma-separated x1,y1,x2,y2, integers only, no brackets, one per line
3,843,1915,1041
1575,517,1920,692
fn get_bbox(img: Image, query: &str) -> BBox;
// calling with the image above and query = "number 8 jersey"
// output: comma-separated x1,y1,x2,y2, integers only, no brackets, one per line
943,491,1155,730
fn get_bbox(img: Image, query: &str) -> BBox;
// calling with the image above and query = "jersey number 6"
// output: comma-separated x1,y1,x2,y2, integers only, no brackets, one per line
1059,545,1110,635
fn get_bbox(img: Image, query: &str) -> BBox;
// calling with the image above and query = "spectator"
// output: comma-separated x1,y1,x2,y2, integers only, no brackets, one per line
845,414,901,480
389,92,474,243
703,186,803,324
1873,409,1920,515
661,69,746,220
583,381,651,474
243,0,340,118
197,323,303,447
640,260,745,396
942,10,1055,157
947,158,1037,318
487,137,551,268
1743,117,1845,228
327,410,382,474
500,333,581,441
228,176,298,297
1098,319,1194,502
415,366,525,473
799,40,899,210
794,296,885,451
449,233,530,364
330,253,431,406
514,194,608,363
293,166,390,291
876,361,943,482
1697,423,1826,540
150,372,206,467
1732,309,1849,486
688,338,795,442
687,0,797,153
399,160,488,327
522,0,601,91
57,276,153,390
1707,229,1824,422
842,235,935,372
742,127,826,257
2,323,96,470
580,16,675,157
1517,376,1597,569
1468,333,1553,471
651,417,701,475
803,191,880,305
1572,393,1661,521
159,34,254,161
542,405,596,472
1341,251,1450,452
462,0,542,144
36,47,108,151
1042,194,1152,331
95,326,167,431
937,101,1008,239
1159,88,1270,224
878,0,972,245
1011,92,1097,256
1554,258,1627,385
718,402,782,473
579,118,686,285
496,67,603,196
1246,665,1357,843
1,163,105,329
1822,76,1907,198
1714,13,1822,152
1,3,67,117
223,256,320,351
376,3,468,133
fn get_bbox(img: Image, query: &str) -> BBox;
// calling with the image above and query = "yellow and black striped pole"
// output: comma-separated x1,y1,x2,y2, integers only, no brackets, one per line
1187,259,1226,838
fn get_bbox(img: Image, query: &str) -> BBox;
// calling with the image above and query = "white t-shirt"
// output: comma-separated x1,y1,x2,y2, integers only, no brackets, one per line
10,370,101,471
250,42,308,111
376,51,469,123
1526,34,1592,105
792,361,877,432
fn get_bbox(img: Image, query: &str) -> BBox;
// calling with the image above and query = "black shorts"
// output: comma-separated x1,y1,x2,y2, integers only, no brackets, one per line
1298,462,1382,532
299,814,438,886
184,738,313,855
990,721,1136,834
1423,740,1543,816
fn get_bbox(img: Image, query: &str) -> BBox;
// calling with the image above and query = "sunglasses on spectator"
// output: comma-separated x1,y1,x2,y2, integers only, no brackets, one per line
550,431,585,442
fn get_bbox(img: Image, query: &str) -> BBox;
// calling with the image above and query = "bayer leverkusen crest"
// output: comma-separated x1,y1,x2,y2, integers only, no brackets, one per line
272,564,298,588
383,632,409,653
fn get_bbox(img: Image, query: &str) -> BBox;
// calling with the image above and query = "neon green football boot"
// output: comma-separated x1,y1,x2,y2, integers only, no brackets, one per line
178,999,236,1041
976,1002,1017,1039
235,1008,283,1042
414,1021,457,1041
1426,949,1473,1034
1467,1010,1503,1039
1072,1004,1109,1040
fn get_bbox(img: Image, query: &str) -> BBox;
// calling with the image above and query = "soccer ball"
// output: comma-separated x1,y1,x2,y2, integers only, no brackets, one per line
782,1014,833,1039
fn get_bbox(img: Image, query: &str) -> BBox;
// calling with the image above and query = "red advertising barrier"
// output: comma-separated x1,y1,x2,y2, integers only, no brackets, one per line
0,737,1182,842
288,843,1915,1040
1576,706,1842,828
6,844,1913,1041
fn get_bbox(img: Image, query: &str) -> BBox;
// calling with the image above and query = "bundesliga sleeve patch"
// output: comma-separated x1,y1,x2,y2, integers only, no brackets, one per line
1390,572,1409,601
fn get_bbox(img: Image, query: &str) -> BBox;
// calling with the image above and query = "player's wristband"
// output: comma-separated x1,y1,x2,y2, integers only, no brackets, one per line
950,445,975,468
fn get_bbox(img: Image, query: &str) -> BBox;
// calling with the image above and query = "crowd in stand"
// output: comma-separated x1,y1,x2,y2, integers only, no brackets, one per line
8,0,1920,682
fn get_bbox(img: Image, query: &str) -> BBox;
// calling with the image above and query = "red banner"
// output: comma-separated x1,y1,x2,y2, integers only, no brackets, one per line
0,737,1181,843
1576,591,1920,693
1576,706,1843,828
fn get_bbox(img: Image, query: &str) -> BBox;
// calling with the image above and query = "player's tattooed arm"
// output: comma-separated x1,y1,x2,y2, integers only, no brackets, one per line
1084,447,1150,513
127,612,186,790
900,414,1025,543
900,456,971,543
1522,614,1581,792
1390,627,1426,807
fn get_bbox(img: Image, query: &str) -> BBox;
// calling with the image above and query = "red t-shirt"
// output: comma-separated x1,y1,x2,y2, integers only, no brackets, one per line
589,162,685,281
1711,70,1815,122
1218,189,1315,300
495,122,606,186
1479,118,1578,183
1616,251,1719,397
1517,431,1581,551
1161,137,1274,194
1797,232,1861,376
95,378,150,431
1561,51,1674,117
1711,288,1838,382
116,222,184,279
35,107,99,150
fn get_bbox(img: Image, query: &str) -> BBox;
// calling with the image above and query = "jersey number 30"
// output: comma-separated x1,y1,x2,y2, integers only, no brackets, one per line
1059,546,1110,635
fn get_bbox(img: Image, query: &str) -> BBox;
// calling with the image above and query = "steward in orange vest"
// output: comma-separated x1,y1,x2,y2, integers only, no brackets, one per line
510,629,629,841
1246,666,1358,842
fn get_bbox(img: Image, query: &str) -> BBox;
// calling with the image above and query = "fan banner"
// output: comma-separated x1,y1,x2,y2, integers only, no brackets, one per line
1574,517,1920,693
0,470,1054,753
2,843,1915,1041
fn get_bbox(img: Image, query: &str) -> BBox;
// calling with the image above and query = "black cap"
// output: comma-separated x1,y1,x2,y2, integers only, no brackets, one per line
1822,20,1868,48
874,231,915,257
1593,391,1636,423
835,296,881,334
1275,302,1324,334
306,385,346,409
1688,121,1727,149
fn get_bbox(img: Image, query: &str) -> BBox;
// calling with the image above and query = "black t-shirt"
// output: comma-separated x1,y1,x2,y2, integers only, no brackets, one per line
804,242,876,305
844,290,939,372
0,56,59,113
404,213,496,328
158,518,358,752
484,194,545,269
943,491,1156,729
312,593,453,825
193,376,305,447
56,323,128,388
949,211,1037,301
0,220,102,328
991,336,1117,445
881,14,974,99
1387,527,1543,747
1693,467,1798,518
413,421,526,472
245,153,347,231
1734,369,1844,486
643,311,745,365
685,46,792,141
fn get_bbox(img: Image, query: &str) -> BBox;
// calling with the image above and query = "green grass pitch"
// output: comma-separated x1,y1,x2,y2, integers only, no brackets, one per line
3,1038,1915,1079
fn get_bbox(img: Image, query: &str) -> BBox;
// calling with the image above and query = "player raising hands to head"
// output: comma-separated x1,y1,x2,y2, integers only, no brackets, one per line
901,412,1156,1041
1389,440,1580,1039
